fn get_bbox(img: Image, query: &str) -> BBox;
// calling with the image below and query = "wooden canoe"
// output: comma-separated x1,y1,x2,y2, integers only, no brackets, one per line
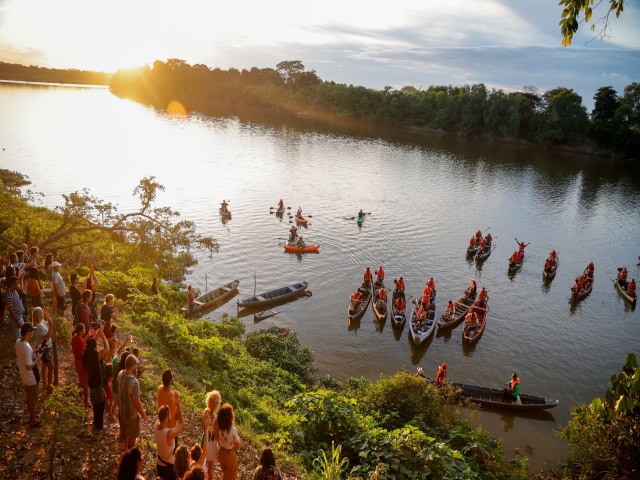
508,256,523,271
571,278,593,301
276,207,285,215
543,258,559,279
372,297,388,322
219,208,232,218
476,243,492,261
348,282,372,321
237,281,308,308
391,289,406,327
284,243,320,253
462,303,488,343
614,278,636,306
409,301,437,345
445,381,559,411
438,291,477,329
295,215,308,227
181,279,239,314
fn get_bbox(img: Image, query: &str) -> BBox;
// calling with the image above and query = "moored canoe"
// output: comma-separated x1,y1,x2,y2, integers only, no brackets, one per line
238,281,308,308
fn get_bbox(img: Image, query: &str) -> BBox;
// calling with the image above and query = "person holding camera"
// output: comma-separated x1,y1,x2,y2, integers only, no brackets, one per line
31,307,54,393
16,322,43,427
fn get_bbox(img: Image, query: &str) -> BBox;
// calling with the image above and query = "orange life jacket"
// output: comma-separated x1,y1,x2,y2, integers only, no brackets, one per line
518,243,526,253
620,269,627,280
427,278,435,290
511,252,518,262
351,291,362,303
470,237,476,247
467,312,478,324
446,302,455,314
485,234,492,243
546,258,553,269
378,288,387,302
550,250,557,259
397,278,405,291
363,269,372,283
628,281,636,295
479,289,487,301
479,240,485,250
510,377,520,393
376,267,384,281
395,297,404,310
475,230,482,239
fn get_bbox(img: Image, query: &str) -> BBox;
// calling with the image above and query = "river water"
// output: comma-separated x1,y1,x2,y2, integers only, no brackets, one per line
1,82,639,472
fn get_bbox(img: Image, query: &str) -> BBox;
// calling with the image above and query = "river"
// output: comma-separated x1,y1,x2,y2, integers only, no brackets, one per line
1,81,639,472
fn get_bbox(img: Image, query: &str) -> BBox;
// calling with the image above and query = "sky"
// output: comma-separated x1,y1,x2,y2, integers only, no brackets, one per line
0,0,638,107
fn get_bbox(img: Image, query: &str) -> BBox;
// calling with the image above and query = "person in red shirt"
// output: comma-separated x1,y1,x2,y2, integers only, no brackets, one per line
435,363,447,385
71,323,92,407
375,266,384,283
377,288,387,303
445,300,455,319
363,268,373,286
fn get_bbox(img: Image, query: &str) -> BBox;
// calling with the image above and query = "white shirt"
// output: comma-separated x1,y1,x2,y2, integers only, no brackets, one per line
51,271,66,296
218,426,239,449
33,321,52,349
155,425,175,465
15,339,37,386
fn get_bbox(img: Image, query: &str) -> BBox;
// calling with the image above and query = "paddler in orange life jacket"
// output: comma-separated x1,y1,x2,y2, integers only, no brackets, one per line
479,238,486,253
465,310,479,325
350,290,362,307
465,279,477,299
510,251,520,264
477,287,488,308
397,276,405,293
485,233,492,244
363,267,373,286
427,277,435,292
618,267,628,288
435,363,447,385
394,295,405,311
288,225,298,243
446,300,455,319
505,372,521,403
628,279,636,297
475,230,482,241
585,262,595,279
376,265,385,283
549,249,557,260
545,256,554,271
469,236,476,248
377,287,387,303
295,207,303,219
421,285,432,307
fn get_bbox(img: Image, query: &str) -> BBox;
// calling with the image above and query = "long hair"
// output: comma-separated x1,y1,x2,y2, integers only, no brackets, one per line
259,447,276,470
117,447,142,480
173,445,190,479
217,403,235,433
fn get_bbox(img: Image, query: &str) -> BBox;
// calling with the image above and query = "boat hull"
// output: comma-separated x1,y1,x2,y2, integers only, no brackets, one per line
409,302,437,344
348,283,372,321
182,279,239,314
438,292,476,329
284,243,320,253
295,216,308,226
237,281,308,308
614,279,636,305
445,382,559,411
462,303,488,343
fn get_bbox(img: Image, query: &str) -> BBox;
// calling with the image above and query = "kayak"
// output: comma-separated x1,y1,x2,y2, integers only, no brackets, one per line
284,243,320,253
356,215,366,224
295,215,308,227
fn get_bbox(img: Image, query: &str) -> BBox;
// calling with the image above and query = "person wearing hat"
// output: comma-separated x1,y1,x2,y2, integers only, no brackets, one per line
50,261,66,316
16,322,43,427
435,363,447,385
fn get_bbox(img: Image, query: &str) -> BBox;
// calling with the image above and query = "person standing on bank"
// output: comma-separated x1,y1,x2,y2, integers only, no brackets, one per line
50,261,66,316
16,322,43,427
101,294,123,339
31,307,54,393
155,404,183,480
83,326,110,430
217,403,241,480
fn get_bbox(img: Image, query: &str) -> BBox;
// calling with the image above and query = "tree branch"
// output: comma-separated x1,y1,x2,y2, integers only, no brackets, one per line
0,234,21,250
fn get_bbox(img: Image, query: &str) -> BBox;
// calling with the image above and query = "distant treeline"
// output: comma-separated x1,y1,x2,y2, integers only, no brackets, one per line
0,61,111,86
109,59,639,159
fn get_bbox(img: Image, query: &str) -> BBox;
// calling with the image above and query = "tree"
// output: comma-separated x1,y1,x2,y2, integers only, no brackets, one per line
537,87,590,144
0,173,218,281
592,86,619,122
276,60,305,84
560,0,625,46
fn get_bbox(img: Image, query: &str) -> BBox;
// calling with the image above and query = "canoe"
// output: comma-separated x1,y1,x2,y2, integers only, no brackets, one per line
219,208,232,218
181,279,239,314
348,282,372,321
614,279,636,306
284,243,320,253
444,381,559,411
295,215,308,227
543,258,559,279
391,289,406,327
571,278,593,301
508,256,524,271
409,300,437,345
372,298,388,322
467,243,479,256
237,281,308,308
276,207,285,215
476,241,492,261
438,291,477,329
462,303,488,344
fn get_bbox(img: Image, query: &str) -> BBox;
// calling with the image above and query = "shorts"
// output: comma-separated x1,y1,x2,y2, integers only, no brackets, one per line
56,295,66,311
124,415,140,440
25,383,39,409
41,347,52,364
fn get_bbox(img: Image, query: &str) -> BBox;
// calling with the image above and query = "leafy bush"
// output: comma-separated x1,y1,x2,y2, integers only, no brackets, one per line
318,374,343,390
561,353,640,479
245,327,315,382
188,317,245,340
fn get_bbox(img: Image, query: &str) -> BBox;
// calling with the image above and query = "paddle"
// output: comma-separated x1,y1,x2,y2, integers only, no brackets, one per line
349,212,371,220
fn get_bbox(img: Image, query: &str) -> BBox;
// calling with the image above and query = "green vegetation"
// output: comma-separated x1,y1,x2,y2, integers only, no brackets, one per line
560,0,625,46
0,61,111,85
561,353,639,479
109,59,640,161
3,170,530,479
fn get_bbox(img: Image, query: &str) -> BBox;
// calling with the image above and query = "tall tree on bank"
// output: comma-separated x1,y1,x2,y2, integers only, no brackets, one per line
0,171,218,281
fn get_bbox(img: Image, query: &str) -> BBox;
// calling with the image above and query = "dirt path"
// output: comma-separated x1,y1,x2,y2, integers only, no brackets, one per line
0,313,286,479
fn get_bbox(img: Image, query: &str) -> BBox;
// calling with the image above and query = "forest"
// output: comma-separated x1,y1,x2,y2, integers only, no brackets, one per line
0,61,111,86
109,59,640,160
